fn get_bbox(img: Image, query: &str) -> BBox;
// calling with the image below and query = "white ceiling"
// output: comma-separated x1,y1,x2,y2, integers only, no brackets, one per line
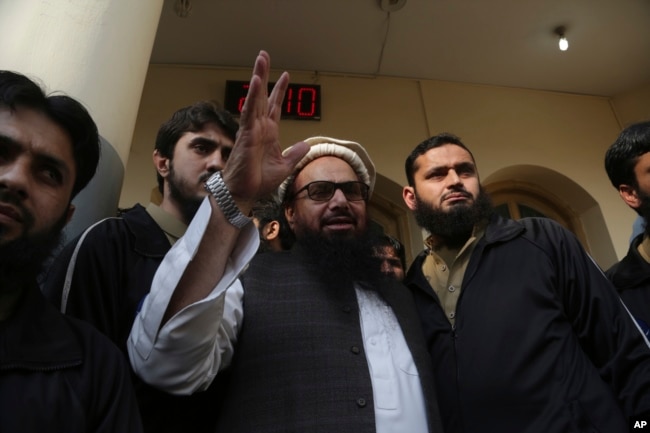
150,0,650,97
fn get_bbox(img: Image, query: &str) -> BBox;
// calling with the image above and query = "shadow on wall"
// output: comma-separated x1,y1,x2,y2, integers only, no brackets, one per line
64,136,125,244
484,164,617,269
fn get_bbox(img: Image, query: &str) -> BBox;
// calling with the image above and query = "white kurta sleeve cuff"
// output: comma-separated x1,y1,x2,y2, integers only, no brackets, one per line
128,197,258,394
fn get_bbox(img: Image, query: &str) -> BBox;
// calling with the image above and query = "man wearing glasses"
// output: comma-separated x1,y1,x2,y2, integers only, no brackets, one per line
129,133,442,432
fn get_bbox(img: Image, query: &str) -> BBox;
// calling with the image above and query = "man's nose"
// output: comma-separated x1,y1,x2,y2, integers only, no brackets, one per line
206,151,226,172
329,187,350,206
0,158,30,200
446,169,462,185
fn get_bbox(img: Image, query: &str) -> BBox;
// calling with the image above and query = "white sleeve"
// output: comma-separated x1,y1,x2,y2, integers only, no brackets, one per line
127,197,259,395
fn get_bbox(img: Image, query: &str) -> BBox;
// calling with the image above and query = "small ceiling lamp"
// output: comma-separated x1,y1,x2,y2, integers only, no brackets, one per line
554,26,569,51
379,0,407,12
174,0,192,18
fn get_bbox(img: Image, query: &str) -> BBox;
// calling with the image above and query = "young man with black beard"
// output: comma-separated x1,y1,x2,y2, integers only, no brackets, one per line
402,132,650,433
42,100,239,433
0,70,142,431
605,120,650,336
128,134,443,432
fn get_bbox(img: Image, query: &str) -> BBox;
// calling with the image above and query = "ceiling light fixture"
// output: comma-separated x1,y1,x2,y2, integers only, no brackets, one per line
174,0,192,18
379,0,407,13
554,26,569,51
375,0,407,75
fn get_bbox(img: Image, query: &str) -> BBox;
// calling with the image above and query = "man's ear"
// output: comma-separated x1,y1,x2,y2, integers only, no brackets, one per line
264,221,280,241
285,206,295,229
403,186,418,211
619,184,641,209
153,149,170,179
65,204,76,224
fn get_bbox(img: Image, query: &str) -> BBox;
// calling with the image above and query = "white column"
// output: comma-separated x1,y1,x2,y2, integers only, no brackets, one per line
0,0,164,239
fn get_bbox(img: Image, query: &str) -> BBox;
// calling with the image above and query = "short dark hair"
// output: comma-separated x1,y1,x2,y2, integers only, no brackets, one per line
373,234,407,270
404,132,475,186
154,101,239,193
605,121,650,189
252,196,295,250
0,70,100,198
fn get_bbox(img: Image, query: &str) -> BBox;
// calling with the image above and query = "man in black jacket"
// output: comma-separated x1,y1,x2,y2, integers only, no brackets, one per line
42,98,239,432
605,120,650,336
401,132,650,433
0,70,142,432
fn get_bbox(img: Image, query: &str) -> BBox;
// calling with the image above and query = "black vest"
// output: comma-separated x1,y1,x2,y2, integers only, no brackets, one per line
217,249,442,433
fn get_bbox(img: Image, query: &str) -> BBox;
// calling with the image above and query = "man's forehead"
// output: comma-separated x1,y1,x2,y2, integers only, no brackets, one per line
377,246,398,257
0,106,75,162
427,143,472,158
634,152,650,166
296,156,357,181
179,123,234,144
417,144,474,168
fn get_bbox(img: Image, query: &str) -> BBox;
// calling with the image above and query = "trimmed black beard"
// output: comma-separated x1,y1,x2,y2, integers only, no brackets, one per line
636,190,650,238
413,187,494,249
0,215,66,289
294,227,387,287
167,161,204,224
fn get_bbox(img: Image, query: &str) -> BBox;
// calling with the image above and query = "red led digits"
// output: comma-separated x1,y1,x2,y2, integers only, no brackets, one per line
296,87,316,117
285,87,293,114
225,81,320,120
237,84,250,112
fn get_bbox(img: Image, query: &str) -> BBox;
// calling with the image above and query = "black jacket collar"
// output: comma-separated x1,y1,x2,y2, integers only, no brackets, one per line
608,234,650,291
0,282,82,370
122,204,171,257
406,215,524,276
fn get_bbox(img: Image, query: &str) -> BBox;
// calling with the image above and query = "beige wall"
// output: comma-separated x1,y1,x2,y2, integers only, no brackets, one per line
121,64,650,268
612,82,650,127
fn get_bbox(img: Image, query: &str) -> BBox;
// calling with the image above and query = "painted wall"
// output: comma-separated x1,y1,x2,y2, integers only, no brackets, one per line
612,82,650,127
121,64,650,267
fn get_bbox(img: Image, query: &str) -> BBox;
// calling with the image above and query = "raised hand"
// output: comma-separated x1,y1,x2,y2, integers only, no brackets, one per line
222,51,308,214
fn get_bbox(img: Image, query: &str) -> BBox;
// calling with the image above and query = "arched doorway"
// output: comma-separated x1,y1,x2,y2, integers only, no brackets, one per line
485,180,588,249
483,165,618,268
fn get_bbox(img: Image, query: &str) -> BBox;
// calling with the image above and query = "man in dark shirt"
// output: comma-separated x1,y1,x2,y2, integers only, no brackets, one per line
605,120,650,335
42,99,239,433
0,70,141,432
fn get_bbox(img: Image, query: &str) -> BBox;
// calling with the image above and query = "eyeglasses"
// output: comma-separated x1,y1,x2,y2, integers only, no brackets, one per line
293,181,370,202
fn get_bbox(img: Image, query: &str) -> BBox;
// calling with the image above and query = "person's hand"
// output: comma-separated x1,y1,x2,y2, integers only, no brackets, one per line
222,51,309,214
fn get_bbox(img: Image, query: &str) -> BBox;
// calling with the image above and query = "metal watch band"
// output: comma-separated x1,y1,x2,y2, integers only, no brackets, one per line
204,171,251,229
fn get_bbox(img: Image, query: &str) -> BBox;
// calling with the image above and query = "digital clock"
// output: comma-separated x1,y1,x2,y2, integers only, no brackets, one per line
224,80,321,120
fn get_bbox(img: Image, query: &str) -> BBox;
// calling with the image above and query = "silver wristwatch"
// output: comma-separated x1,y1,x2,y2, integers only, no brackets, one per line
204,171,251,228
